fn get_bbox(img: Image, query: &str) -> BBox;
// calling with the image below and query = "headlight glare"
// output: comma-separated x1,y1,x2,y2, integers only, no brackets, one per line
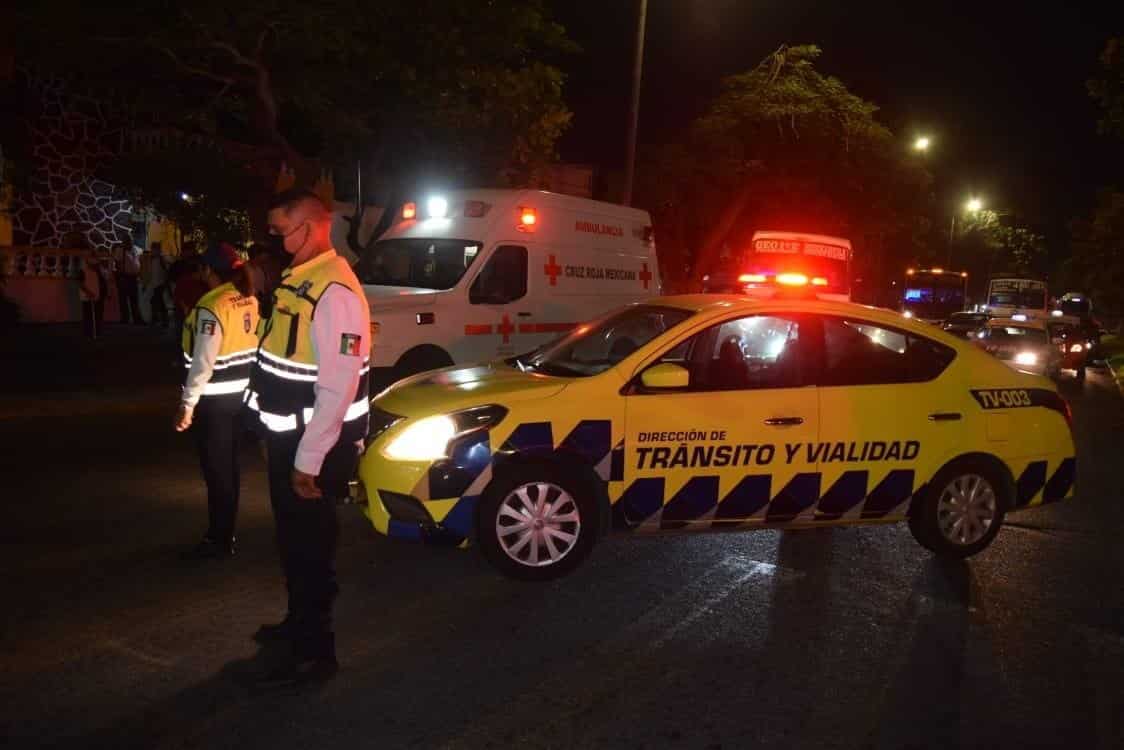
1069,343,1083,353
381,405,508,461
1014,351,1038,366
383,415,456,461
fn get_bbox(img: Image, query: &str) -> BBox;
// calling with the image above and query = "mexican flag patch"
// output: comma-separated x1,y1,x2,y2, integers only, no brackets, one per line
340,333,362,356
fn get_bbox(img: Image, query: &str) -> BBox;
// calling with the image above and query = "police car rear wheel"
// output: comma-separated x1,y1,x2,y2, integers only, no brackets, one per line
478,466,597,580
909,460,1006,558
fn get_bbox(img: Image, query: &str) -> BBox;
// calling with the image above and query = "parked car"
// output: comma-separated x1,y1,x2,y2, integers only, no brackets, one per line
942,311,989,339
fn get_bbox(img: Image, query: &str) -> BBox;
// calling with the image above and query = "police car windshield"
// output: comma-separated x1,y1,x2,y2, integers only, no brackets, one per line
356,238,482,290
523,305,693,377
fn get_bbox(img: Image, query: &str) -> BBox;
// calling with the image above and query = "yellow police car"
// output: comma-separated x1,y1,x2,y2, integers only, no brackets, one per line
357,295,1076,580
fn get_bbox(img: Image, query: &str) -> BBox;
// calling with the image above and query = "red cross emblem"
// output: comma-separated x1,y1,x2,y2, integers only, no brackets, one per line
639,262,652,290
498,314,515,344
544,254,562,286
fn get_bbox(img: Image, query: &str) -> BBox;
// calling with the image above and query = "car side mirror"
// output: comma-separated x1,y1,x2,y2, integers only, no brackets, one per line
641,363,690,389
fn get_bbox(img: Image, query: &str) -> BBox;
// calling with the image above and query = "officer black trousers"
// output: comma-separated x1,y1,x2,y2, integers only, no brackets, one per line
265,435,355,657
193,398,242,543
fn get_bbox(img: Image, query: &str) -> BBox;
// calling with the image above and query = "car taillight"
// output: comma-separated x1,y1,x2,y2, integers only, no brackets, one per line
1039,390,1073,431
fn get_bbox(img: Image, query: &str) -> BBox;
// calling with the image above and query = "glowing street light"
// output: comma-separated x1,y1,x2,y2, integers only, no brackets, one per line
913,136,931,152
965,197,983,213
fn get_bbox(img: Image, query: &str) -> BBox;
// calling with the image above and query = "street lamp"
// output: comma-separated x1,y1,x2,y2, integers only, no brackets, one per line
913,136,931,152
947,197,984,266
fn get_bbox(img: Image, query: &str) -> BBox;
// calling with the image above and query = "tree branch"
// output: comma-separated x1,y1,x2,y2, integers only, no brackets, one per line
158,46,238,87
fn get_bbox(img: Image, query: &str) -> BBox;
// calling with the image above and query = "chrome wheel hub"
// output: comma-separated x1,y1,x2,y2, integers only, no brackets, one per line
496,482,581,567
936,473,997,546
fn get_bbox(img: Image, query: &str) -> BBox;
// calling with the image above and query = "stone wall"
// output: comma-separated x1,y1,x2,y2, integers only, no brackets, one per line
9,76,133,251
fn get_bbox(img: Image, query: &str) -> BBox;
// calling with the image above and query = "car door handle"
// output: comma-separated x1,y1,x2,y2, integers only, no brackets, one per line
517,311,533,317
928,412,962,421
764,417,804,426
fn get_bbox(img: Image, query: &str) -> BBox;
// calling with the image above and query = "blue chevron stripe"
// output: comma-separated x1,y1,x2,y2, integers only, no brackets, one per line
660,476,721,529
1015,461,1048,507
815,470,868,520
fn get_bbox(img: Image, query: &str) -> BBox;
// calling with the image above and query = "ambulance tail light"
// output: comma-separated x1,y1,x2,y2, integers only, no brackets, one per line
776,272,808,287
401,202,417,221
518,207,537,232
464,200,491,218
738,273,767,283
811,276,829,286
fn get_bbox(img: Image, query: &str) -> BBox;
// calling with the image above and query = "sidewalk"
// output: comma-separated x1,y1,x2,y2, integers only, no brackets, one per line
0,322,184,418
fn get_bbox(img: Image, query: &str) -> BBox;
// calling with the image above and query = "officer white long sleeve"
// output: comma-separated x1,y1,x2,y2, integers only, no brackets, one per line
295,284,370,475
182,309,222,408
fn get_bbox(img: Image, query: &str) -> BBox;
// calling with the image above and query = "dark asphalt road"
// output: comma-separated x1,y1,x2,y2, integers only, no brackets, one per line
1,337,1122,749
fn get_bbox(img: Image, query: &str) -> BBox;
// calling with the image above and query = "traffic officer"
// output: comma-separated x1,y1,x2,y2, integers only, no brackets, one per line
244,189,370,685
175,243,260,560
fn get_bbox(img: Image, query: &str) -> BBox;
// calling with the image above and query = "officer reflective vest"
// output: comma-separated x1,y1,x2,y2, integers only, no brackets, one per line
246,252,370,443
182,282,260,399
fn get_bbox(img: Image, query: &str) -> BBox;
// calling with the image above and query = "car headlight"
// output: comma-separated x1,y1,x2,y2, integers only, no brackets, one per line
902,310,914,319
382,405,507,461
1014,351,1038,366
1069,343,1083,353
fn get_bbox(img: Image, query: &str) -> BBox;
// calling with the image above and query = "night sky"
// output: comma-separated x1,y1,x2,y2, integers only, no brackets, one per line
552,1,1124,240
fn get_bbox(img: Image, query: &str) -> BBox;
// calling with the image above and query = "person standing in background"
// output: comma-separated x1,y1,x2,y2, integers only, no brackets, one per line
144,242,170,327
93,250,111,330
175,244,260,559
113,241,143,324
79,250,103,338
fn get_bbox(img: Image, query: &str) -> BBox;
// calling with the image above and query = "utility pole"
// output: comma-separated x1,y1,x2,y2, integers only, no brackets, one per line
947,214,956,268
622,0,648,207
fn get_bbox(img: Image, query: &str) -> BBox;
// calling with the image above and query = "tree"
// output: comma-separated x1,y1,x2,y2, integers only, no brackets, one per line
14,1,574,236
1089,37,1124,139
636,45,931,296
1069,190,1124,318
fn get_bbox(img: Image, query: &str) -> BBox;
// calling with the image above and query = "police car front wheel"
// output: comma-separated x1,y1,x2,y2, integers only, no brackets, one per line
477,466,598,580
909,459,1007,558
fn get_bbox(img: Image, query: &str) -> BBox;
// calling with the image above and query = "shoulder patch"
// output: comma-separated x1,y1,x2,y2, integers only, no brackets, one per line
200,319,216,335
340,333,362,356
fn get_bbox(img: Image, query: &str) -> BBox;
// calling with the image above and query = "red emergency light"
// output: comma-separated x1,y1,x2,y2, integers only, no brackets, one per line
518,207,537,232
401,202,417,220
776,272,809,287
738,273,767,283
811,276,829,286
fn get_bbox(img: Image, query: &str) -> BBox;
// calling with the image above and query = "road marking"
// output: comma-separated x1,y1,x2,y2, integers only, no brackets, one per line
649,559,780,648
439,553,801,750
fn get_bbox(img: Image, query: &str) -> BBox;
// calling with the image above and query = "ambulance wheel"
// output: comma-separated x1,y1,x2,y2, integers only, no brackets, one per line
477,463,598,581
395,346,453,380
909,459,1007,559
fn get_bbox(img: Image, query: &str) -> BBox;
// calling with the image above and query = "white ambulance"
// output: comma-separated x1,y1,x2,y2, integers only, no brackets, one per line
355,189,660,392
